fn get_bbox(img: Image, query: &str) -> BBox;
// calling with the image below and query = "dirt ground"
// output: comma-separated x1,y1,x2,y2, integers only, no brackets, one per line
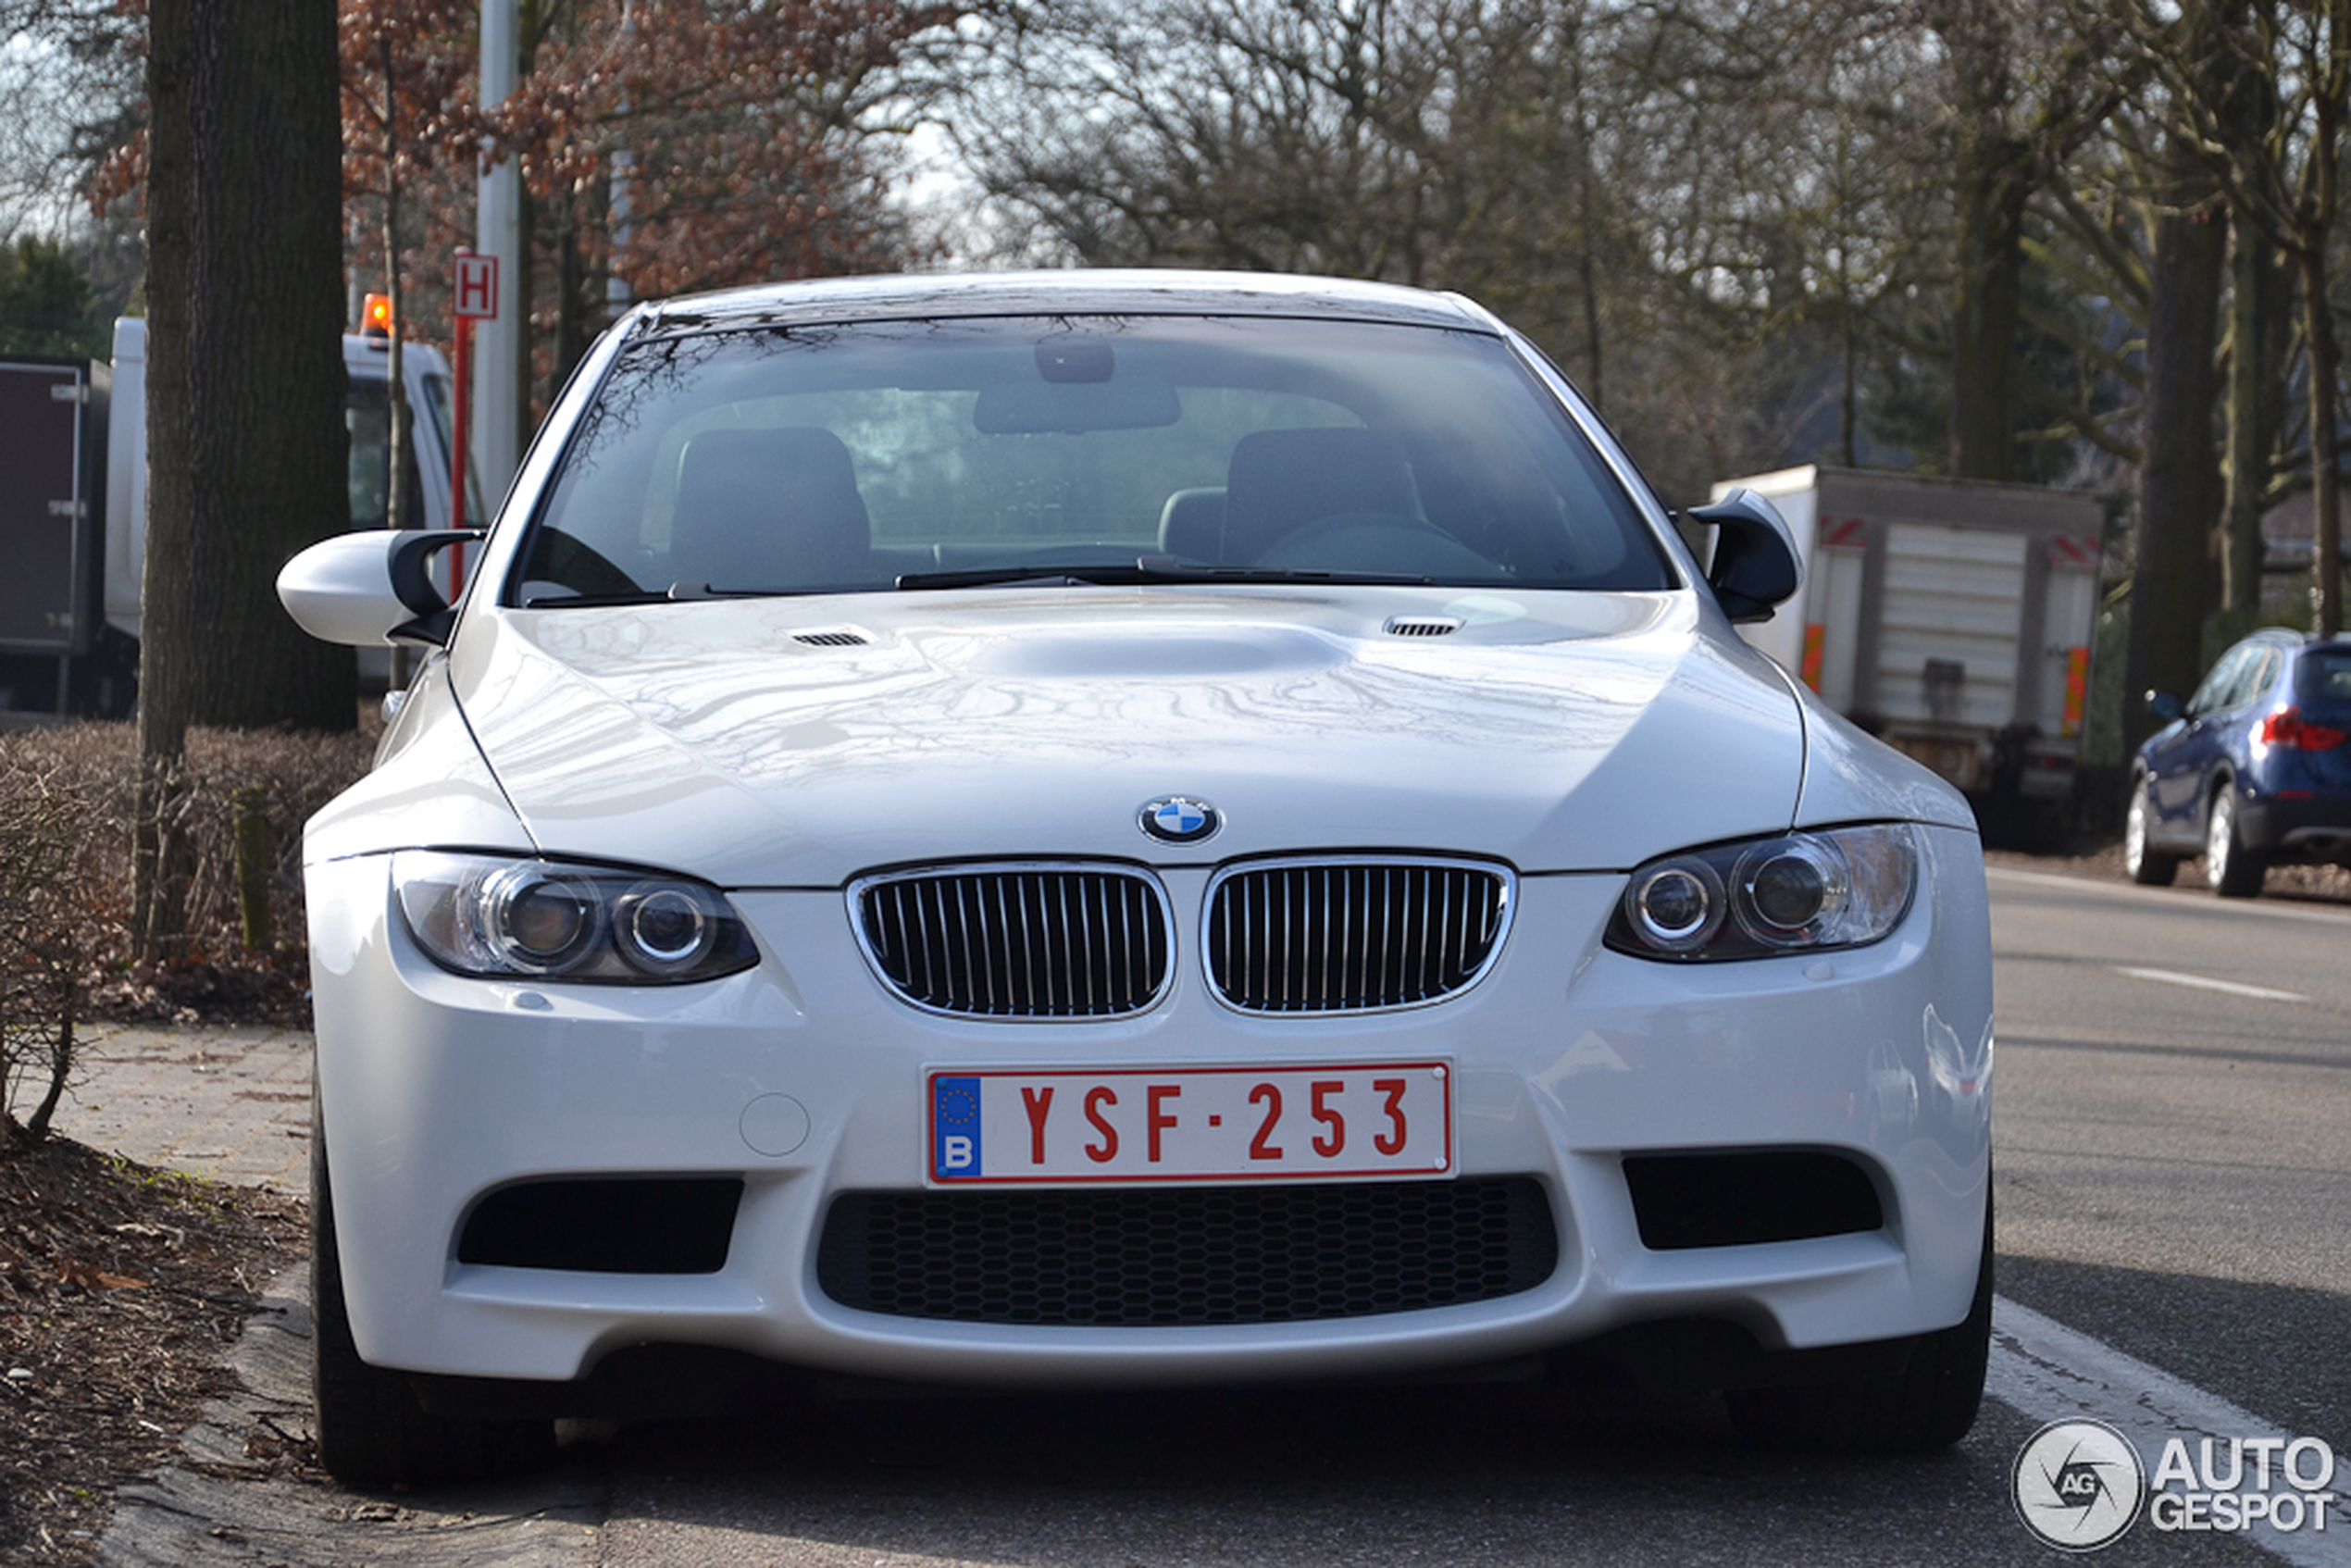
0,1133,305,1565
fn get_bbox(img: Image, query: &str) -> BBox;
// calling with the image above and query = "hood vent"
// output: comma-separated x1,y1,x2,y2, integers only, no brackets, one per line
1384,616,1462,638
793,629,868,647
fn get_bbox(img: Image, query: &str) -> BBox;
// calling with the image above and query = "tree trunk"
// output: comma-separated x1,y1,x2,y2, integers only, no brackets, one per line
1949,157,2029,481
2311,46,2347,639
381,32,411,537
554,197,593,392
1939,0,2031,485
2303,242,2344,637
143,1,353,735
135,0,353,954
2125,162,2227,755
2220,11,2287,626
133,0,196,955
2222,222,2287,621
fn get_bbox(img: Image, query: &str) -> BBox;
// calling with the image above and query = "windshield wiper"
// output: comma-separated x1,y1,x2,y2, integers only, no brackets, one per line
523,582,821,608
894,556,1434,591
522,589,672,608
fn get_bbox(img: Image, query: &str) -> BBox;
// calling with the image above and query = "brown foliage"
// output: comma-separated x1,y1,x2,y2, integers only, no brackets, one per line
335,0,959,378
85,1,958,404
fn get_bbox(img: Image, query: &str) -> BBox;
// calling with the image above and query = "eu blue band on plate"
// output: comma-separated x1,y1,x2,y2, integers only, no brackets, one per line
933,1076,981,1178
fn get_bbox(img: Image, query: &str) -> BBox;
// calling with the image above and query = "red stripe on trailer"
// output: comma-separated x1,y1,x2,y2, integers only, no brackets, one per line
1820,516,1866,550
2048,535,2097,570
1801,624,1825,691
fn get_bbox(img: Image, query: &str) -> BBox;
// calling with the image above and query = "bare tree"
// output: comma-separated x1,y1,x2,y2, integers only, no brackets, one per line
2123,2,2230,749
1922,0,2134,480
2142,0,2351,637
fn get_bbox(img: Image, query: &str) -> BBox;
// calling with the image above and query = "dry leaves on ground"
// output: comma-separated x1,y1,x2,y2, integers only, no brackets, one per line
0,1134,305,1565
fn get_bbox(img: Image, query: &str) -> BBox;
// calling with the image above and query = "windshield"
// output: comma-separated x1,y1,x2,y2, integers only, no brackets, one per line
513,314,1673,604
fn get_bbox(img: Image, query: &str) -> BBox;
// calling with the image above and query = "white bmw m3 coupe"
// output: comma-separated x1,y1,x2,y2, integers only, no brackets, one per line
279,270,1994,1484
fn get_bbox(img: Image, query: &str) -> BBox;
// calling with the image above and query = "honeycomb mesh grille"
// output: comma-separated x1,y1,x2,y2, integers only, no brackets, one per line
1206,860,1511,1013
856,865,1172,1018
816,1178,1556,1325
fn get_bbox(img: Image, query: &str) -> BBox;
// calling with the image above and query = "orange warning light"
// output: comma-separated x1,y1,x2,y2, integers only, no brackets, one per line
361,292,394,338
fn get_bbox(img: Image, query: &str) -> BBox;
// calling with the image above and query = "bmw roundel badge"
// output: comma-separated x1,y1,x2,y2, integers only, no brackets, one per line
1139,795,1221,845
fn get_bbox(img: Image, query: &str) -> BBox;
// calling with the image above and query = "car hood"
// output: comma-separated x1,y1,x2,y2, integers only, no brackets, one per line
447,587,1808,886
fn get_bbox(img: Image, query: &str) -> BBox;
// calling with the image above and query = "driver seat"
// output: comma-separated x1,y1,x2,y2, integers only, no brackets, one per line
671,427,874,591
1221,427,1418,566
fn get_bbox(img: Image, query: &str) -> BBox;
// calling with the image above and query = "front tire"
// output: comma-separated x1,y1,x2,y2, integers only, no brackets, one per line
2204,785,2266,899
2123,779,2177,886
310,1096,554,1486
1725,1197,1992,1453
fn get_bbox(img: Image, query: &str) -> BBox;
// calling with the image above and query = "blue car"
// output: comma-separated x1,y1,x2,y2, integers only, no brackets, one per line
2127,629,2351,896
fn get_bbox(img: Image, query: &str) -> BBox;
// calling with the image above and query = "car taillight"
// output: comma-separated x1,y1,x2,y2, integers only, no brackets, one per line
2256,706,2349,751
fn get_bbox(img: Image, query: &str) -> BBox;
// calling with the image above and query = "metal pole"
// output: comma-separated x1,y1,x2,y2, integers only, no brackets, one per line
450,251,473,601
475,0,523,505
607,0,635,319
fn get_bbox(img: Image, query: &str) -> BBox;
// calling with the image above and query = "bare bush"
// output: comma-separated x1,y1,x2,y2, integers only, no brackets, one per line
0,756,97,1145
0,722,375,1027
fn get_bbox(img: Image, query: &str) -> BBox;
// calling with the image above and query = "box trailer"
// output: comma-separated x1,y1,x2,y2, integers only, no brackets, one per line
0,352,113,713
0,317,468,719
1712,466,2105,803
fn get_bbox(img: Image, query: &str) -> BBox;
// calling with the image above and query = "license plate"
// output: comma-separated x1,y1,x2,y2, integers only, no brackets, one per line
927,1064,1452,1185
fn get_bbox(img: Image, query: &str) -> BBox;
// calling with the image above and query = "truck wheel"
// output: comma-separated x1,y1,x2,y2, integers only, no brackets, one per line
2123,781,2177,886
310,1096,554,1486
2204,786,2265,899
1725,1198,1992,1453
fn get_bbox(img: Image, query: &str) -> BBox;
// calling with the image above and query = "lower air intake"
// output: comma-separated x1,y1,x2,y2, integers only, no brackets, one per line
1622,1151,1884,1250
457,1177,742,1273
817,1177,1557,1325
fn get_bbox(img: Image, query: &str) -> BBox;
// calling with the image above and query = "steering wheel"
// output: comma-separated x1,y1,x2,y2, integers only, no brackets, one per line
1253,512,1492,575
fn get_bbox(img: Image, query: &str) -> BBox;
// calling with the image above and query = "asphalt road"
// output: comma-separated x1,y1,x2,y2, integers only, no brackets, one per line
569,866,2349,1568
108,865,2351,1567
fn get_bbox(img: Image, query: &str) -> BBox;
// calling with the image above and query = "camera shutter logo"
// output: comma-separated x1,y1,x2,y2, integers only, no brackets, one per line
2013,1419,2146,1551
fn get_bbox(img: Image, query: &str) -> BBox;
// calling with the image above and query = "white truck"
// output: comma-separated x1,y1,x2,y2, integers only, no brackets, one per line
0,317,470,719
1713,466,2105,807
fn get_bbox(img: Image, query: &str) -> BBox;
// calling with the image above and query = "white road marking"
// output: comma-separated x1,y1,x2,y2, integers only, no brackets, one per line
1990,1294,2351,1565
2112,965,2311,1004
1986,865,2351,926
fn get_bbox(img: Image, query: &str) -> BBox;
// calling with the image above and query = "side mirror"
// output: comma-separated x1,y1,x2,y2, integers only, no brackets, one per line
278,529,483,647
2145,690,2184,725
1687,489,1801,623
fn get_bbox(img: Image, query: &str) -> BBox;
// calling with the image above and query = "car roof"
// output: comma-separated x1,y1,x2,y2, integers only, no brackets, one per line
2240,628,2351,655
629,269,1504,338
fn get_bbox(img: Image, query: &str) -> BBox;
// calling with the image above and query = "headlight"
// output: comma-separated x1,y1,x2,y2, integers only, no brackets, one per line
1606,824,1918,962
393,851,757,983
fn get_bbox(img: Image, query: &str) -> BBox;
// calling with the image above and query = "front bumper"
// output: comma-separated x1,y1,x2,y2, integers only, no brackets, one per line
305,824,1992,1390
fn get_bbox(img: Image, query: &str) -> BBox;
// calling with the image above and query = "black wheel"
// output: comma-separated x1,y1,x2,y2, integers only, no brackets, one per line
1725,1195,1992,1453
2122,778,2177,886
2204,784,2266,899
311,1095,554,1486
